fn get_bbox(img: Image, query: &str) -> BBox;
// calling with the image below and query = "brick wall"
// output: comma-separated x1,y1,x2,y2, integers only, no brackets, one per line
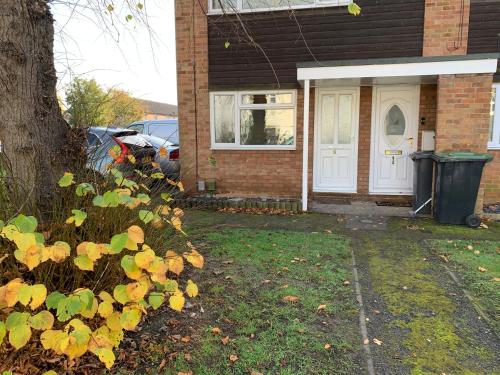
483,150,500,204
423,0,470,56
435,73,494,210
175,0,209,194
418,84,437,149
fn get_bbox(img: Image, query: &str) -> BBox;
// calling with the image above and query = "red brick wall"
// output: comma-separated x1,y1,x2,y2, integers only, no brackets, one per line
418,84,437,149
483,150,500,204
175,0,209,194
423,0,470,56
357,86,372,195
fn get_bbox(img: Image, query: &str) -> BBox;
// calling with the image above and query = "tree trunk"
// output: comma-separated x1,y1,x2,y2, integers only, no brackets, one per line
0,0,69,214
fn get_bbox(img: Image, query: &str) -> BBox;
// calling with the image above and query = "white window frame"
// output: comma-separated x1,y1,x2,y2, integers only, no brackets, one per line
489,83,500,150
208,0,351,14
210,90,297,150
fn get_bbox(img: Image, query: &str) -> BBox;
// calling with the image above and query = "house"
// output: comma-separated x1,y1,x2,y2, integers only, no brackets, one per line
138,99,178,120
175,0,500,212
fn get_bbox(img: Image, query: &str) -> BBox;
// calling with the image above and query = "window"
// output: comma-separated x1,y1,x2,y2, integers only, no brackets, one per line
128,123,144,133
489,83,500,150
210,90,296,149
209,0,350,13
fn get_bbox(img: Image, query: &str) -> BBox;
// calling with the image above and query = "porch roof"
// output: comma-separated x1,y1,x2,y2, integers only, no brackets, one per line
297,53,499,82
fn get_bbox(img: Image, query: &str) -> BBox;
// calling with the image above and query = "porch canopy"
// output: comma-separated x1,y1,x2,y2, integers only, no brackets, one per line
297,53,499,211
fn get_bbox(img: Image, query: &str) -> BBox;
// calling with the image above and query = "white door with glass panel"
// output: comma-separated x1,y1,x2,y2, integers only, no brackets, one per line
314,88,360,192
370,85,419,194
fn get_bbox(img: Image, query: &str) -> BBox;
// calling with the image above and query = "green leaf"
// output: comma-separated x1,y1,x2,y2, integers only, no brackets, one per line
74,255,94,271
224,40,230,49
347,2,361,15
137,3,144,10
69,209,87,227
161,192,172,203
0,220,4,232
139,210,154,224
77,289,95,310
113,285,129,305
58,172,75,187
28,310,54,330
46,291,65,310
151,172,165,179
9,324,31,349
120,309,141,330
121,255,140,274
110,233,129,254
148,292,164,310
102,190,120,207
125,14,133,22
75,182,95,197
12,214,37,233
96,347,116,369
136,193,151,204
0,321,6,344
18,284,32,306
66,296,83,316
118,194,133,205
5,312,30,331
121,179,138,189
107,4,114,12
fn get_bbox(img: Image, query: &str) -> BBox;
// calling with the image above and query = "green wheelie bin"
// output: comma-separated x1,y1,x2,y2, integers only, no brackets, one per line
431,152,493,228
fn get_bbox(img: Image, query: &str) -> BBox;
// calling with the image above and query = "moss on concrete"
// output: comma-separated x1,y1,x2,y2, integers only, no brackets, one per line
365,237,497,374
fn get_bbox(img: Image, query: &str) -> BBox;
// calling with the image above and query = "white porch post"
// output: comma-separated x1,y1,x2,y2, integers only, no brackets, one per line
302,79,310,212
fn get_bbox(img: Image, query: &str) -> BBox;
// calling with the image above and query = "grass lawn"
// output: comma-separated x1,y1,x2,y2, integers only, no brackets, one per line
429,239,500,334
117,217,362,375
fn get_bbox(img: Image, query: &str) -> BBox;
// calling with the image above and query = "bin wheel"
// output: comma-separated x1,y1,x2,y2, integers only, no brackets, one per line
465,214,481,228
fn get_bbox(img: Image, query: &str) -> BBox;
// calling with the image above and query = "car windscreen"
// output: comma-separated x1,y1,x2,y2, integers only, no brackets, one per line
148,123,179,144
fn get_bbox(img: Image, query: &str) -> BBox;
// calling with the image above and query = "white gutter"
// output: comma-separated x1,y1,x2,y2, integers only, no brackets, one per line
297,58,498,81
302,79,310,212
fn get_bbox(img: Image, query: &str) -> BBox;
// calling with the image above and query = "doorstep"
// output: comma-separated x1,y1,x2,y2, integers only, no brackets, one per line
310,200,412,217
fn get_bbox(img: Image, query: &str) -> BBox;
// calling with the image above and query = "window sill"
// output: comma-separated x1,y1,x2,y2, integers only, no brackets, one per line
487,145,500,151
208,2,350,15
210,145,296,151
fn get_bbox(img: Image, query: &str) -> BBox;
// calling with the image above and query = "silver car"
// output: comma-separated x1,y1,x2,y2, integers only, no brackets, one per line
138,134,180,180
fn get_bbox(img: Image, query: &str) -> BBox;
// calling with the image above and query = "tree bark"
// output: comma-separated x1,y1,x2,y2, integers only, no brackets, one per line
0,0,69,213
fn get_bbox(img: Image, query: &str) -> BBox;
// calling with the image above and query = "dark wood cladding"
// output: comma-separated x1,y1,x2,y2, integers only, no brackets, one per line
468,0,500,81
208,0,424,88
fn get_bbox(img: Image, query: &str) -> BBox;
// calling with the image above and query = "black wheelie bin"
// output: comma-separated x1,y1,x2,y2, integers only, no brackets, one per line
431,152,493,227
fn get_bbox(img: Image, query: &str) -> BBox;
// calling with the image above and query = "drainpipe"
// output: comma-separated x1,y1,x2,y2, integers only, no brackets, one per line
302,79,310,211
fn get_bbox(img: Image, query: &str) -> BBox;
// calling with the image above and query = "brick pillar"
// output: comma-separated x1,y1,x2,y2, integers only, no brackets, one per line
435,73,493,212
175,0,209,194
423,0,470,56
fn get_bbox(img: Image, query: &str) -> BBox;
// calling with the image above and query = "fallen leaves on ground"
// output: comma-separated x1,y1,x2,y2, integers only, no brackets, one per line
317,304,326,311
251,371,264,375
363,338,369,345
343,280,351,286
373,338,383,345
221,336,229,345
478,267,487,273
467,245,474,250
439,254,450,263
324,344,331,349
229,354,238,362
211,327,222,335
282,295,299,303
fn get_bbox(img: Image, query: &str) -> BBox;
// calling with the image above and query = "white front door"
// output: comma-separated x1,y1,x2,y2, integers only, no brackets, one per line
370,85,419,194
314,88,360,192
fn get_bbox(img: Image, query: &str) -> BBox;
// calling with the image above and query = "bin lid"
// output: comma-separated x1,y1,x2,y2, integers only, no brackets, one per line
410,151,434,160
431,152,494,162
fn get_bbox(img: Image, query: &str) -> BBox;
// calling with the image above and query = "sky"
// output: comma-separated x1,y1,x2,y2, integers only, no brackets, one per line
52,0,177,105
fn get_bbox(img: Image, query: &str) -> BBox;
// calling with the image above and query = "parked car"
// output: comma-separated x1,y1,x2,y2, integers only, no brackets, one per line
86,127,157,178
127,119,179,145
138,134,180,180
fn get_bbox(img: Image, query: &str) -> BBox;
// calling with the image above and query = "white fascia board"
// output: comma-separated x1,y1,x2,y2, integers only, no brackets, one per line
297,59,498,81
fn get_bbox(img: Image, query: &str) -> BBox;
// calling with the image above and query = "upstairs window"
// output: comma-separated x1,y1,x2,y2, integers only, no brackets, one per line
489,83,500,150
210,90,296,149
210,0,351,13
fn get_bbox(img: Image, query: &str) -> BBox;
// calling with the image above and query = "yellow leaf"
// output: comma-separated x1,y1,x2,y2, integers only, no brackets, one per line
126,281,148,302
170,216,183,232
186,280,199,297
106,312,122,332
113,285,129,305
134,248,155,269
49,241,71,262
183,249,204,269
120,308,142,331
169,290,185,312
177,181,185,192
80,297,98,319
42,371,58,375
3,278,23,307
229,354,238,362
98,301,114,318
282,295,299,303
77,242,102,262
40,329,66,352
96,347,116,369
148,257,168,283
324,343,331,349
9,323,31,349
74,255,94,271
29,284,47,310
28,310,54,330
166,250,184,275
211,327,222,335
373,338,383,345
12,232,37,251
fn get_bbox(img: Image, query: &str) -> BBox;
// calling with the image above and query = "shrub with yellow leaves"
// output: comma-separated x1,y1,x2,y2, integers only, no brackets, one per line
0,169,203,371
